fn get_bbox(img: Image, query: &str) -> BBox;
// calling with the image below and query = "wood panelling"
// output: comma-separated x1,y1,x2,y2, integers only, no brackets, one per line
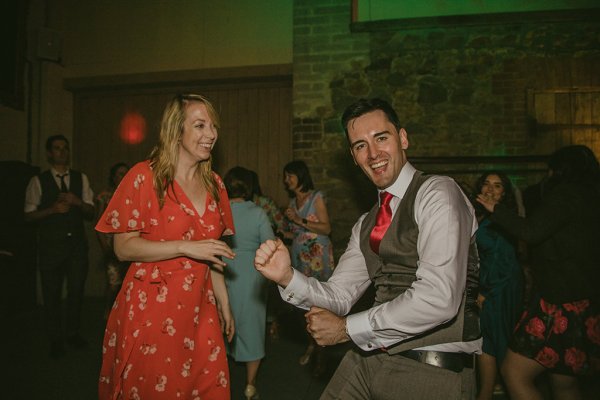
70,68,292,208
528,87,600,156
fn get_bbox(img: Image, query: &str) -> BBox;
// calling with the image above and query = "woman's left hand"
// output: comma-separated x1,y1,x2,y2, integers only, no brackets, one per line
217,302,235,342
476,293,486,309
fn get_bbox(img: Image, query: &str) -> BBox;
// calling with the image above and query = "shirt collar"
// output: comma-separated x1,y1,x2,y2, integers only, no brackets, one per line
377,162,416,203
50,167,70,177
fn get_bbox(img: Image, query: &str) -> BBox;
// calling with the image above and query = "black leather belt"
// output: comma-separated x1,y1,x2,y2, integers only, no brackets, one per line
398,350,473,373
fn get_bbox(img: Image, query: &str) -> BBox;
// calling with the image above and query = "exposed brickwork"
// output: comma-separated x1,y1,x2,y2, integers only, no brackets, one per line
292,0,600,257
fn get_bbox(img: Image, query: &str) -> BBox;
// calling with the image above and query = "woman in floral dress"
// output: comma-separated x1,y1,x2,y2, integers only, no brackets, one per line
282,160,334,373
96,94,236,400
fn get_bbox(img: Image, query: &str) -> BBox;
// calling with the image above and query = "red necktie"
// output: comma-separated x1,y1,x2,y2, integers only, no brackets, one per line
370,191,393,254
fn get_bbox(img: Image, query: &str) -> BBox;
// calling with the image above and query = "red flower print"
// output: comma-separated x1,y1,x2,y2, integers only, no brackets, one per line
552,311,568,334
525,317,546,339
535,347,559,368
564,347,586,373
563,300,590,315
585,315,600,345
540,298,557,316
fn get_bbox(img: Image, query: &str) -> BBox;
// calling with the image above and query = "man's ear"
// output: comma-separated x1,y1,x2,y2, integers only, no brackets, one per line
349,148,358,165
399,128,409,150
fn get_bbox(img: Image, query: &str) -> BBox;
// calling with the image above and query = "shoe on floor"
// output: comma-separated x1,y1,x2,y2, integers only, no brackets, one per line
66,334,88,349
244,384,259,399
49,340,66,359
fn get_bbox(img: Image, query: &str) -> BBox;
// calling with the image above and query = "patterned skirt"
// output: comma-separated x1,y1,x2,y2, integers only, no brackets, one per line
509,293,600,375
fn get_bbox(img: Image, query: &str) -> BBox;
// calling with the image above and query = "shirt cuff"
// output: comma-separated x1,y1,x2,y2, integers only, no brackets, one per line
278,269,311,310
346,310,380,351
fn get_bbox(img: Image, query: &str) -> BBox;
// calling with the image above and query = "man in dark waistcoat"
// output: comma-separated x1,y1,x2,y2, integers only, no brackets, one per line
255,99,481,399
24,135,95,359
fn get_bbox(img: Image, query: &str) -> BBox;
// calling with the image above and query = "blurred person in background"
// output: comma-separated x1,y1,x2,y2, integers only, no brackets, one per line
472,171,524,400
223,166,275,400
477,145,600,400
95,162,130,319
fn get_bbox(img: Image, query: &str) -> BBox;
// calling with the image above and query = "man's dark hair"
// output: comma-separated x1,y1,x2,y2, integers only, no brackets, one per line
224,166,254,201
283,160,314,195
341,98,401,141
45,134,69,151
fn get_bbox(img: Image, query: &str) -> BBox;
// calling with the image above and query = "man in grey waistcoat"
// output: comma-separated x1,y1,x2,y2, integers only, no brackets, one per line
255,98,481,399
25,135,95,358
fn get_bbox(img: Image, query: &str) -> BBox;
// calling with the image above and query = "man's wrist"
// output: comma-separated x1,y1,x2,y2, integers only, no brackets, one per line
341,317,351,343
279,265,294,288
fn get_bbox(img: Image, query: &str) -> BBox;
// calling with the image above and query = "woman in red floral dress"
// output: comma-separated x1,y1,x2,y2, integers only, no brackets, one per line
96,94,236,399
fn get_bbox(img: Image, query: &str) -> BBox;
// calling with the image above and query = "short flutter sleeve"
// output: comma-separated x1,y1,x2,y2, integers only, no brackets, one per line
213,172,235,237
95,161,158,234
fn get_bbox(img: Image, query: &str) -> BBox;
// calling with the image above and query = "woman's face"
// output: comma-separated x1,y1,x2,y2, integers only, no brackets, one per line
284,172,299,192
480,174,505,203
179,102,217,163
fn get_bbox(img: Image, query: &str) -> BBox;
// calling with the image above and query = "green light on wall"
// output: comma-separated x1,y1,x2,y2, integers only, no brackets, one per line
356,0,598,22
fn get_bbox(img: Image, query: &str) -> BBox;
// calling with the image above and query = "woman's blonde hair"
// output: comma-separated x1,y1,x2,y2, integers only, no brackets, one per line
149,94,220,208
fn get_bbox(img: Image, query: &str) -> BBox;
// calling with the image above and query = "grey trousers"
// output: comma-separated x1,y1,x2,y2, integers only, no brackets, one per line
320,349,475,400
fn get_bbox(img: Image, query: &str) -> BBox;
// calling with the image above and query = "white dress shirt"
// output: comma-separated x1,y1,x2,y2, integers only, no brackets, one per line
281,162,482,354
24,167,95,213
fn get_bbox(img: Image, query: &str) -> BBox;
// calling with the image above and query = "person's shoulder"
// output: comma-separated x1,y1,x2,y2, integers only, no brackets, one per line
313,189,326,199
130,160,152,173
246,200,268,215
211,171,225,188
420,174,460,192
123,160,153,178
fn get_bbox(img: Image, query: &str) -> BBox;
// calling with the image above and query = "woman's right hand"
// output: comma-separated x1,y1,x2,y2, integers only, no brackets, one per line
475,193,498,213
284,207,300,224
180,239,235,267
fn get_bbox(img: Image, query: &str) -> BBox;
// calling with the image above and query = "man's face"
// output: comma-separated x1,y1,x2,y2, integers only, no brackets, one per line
47,139,70,167
347,110,408,190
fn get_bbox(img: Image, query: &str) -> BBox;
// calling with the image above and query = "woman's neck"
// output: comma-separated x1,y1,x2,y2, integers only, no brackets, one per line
295,190,311,206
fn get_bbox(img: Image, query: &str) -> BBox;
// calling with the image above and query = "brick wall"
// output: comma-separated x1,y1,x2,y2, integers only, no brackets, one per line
292,0,600,257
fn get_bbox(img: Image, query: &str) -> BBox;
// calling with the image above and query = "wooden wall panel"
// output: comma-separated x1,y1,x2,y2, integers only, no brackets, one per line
72,77,292,209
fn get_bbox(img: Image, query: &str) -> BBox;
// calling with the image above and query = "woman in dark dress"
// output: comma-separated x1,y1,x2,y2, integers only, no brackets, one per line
477,145,600,400
473,172,523,400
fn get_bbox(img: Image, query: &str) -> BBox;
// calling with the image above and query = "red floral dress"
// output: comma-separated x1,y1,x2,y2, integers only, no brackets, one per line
96,161,234,400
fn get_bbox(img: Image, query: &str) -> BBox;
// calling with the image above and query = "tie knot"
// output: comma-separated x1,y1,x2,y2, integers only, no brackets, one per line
57,173,68,179
379,191,393,206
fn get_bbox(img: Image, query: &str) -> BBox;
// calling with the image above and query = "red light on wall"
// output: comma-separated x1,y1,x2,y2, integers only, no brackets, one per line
120,112,146,144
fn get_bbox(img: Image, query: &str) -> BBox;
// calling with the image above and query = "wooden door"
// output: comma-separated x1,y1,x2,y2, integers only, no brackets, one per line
528,88,600,156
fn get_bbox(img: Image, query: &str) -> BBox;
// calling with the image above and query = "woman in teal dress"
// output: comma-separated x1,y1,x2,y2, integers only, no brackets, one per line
473,171,524,400
223,167,275,400
282,160,334,373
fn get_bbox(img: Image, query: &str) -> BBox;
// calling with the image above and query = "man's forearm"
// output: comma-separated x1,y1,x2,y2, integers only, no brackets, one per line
24,208,54,222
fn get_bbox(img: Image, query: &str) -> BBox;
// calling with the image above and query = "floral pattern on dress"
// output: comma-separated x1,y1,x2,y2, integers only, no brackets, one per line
510,294,600,376
95,160,234,400
286,190,334,281
254,194,285,234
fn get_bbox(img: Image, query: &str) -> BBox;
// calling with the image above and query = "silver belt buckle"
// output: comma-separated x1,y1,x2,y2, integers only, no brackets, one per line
424,351,443,368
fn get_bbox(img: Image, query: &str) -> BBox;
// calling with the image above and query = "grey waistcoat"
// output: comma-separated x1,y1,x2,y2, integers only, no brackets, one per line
359,171,480,354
